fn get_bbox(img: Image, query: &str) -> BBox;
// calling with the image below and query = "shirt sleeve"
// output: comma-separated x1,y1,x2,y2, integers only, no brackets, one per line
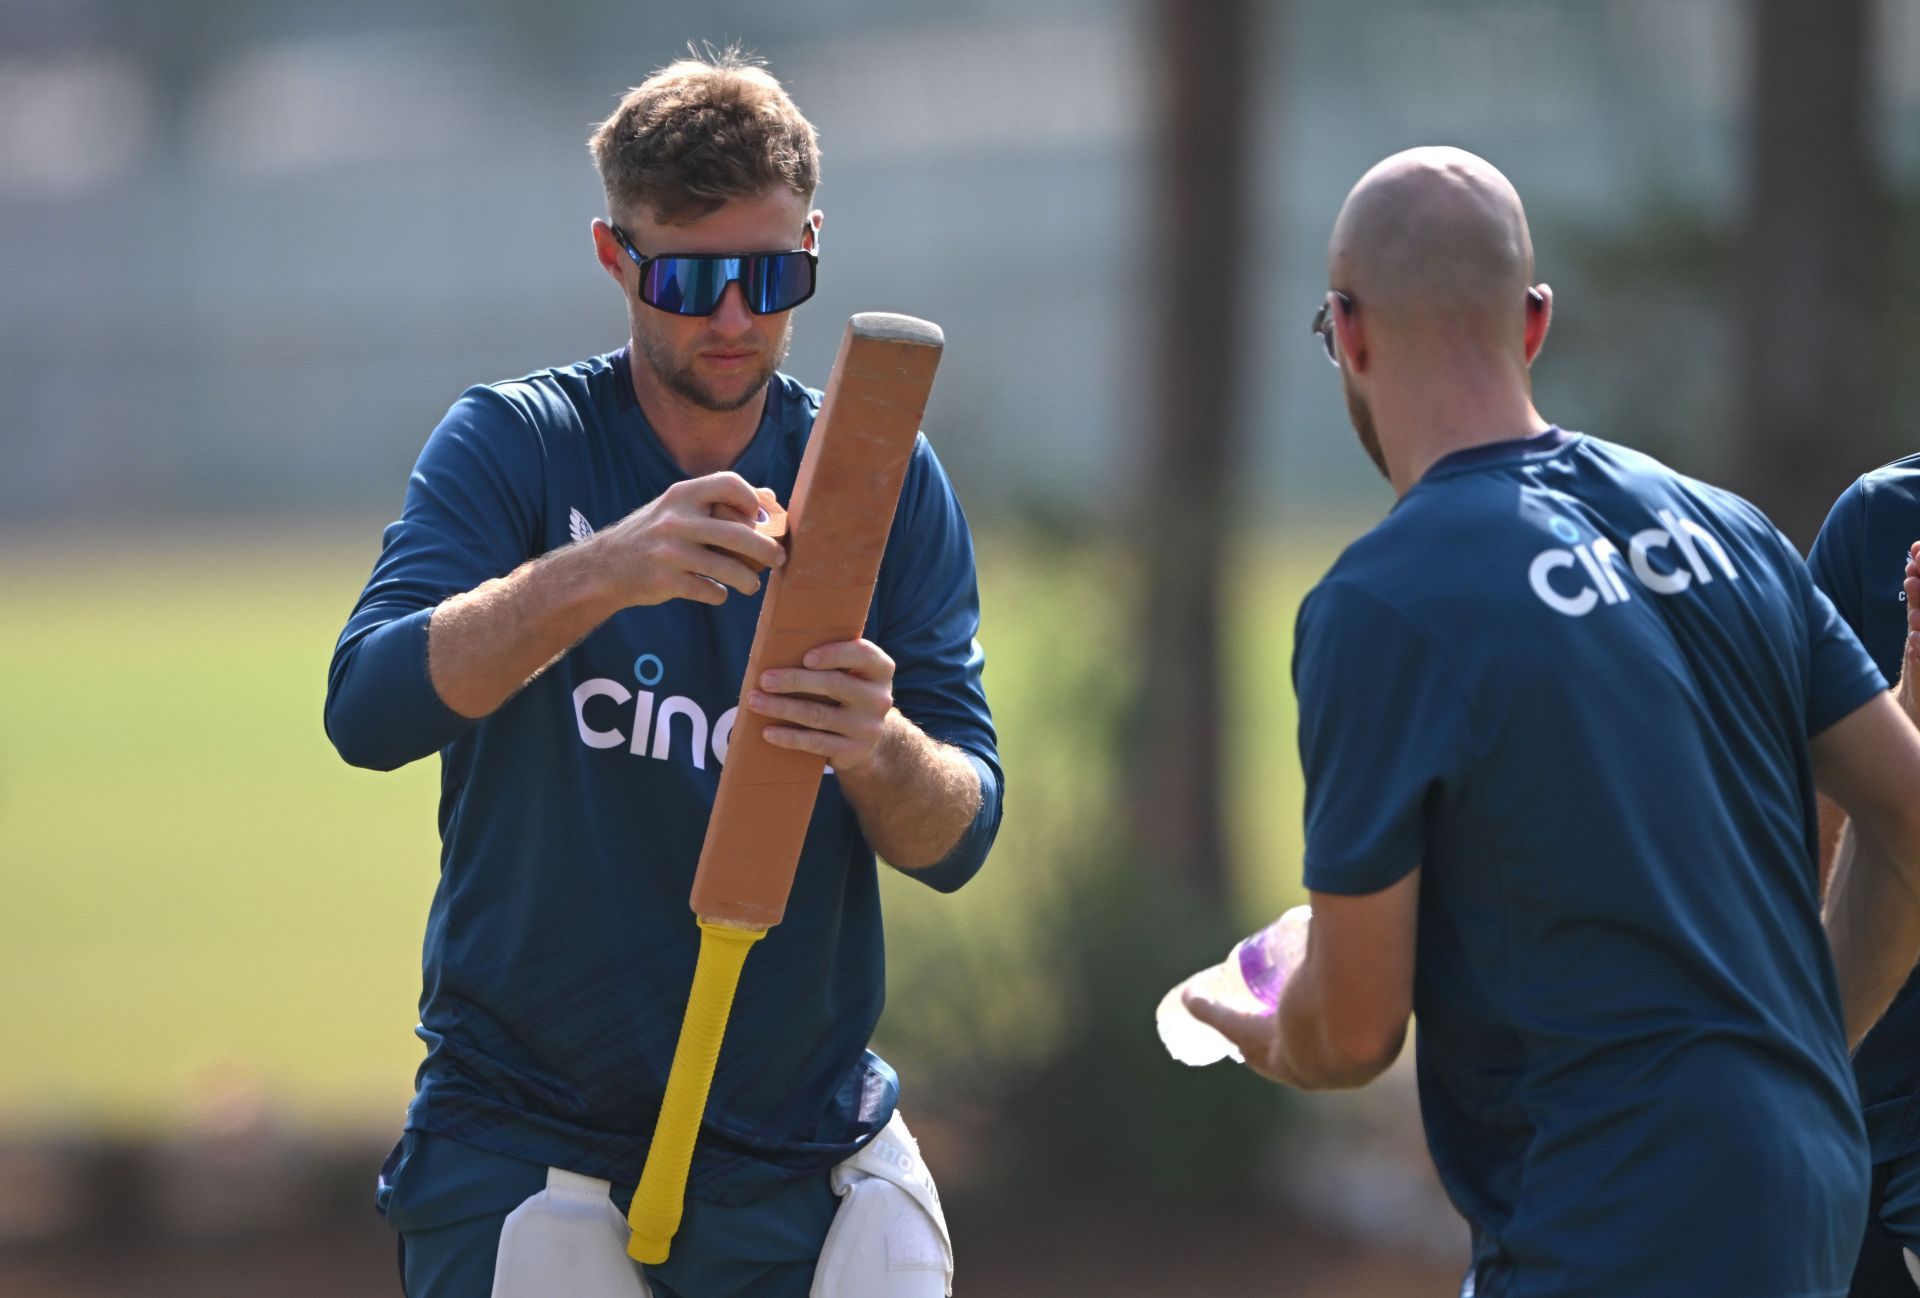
1791,541,1888,738
1295,581,1473,896
324,386,546,771
1806,476,1870,644
867,435,1002,893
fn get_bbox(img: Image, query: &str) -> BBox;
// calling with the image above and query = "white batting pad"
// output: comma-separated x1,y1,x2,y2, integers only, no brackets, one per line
810,1112,953,1298
491,1167,653,1298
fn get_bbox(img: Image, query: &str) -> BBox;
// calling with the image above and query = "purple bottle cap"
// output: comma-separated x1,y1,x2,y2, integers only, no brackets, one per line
1236,934,1286,1011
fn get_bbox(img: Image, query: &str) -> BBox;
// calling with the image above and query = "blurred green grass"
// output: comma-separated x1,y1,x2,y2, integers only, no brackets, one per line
0,528,1348,1132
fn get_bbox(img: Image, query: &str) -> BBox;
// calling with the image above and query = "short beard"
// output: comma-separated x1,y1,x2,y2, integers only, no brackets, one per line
636,315,793,413
1342,373,1389,481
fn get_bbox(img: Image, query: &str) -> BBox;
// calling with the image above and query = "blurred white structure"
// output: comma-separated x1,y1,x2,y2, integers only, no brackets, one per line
3,0,1918,524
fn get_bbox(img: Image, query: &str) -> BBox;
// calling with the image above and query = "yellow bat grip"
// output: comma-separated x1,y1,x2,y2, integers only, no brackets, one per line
626,919,766,1264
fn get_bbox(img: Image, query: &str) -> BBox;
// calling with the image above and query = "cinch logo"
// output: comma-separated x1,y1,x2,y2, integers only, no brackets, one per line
571,652,736,768
1528,509,1740,618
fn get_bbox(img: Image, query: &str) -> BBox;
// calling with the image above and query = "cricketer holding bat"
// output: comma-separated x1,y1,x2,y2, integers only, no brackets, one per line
1184,147,1920,1297
1809,469,1920,1296
324,49,1001,1298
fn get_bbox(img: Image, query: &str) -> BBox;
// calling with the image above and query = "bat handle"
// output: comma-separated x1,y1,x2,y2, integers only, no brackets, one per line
626,919,767,1264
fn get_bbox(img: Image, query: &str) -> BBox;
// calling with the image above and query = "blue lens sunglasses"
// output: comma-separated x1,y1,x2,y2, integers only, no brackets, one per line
608,223,818,317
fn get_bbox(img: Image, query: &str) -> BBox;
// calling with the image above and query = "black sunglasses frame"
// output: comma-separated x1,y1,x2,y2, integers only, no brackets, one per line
607,222,818,318
1310,291,1356,367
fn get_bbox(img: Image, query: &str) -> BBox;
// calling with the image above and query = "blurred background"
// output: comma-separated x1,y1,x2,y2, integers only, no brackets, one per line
2,0,1915,1292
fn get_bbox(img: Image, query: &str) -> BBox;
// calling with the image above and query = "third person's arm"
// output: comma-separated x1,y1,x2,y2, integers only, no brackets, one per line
1815,687,1920,1049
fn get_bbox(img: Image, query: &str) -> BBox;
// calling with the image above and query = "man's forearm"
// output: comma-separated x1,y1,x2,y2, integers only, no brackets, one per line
1824,818,1920,1050
1816,794,1848,899
1272,956,1407,1091
427,472,785,720
1821,634,1920,1043
429,544,619,719
834,712,983,872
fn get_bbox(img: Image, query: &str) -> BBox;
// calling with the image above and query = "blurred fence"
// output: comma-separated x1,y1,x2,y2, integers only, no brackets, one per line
5,0,1920,528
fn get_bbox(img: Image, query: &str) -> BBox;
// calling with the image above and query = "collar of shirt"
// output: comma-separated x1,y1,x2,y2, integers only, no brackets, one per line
1422,425,1574,480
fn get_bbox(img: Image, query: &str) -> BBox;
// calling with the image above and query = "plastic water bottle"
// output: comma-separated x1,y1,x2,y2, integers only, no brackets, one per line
1155,906,1312,1066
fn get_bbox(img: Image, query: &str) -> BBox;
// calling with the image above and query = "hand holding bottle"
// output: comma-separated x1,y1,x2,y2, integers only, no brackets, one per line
1155,905,1312,1066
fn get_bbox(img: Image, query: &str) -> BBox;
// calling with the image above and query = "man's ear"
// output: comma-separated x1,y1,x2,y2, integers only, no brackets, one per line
590,218,628,287
1334,295,1367,374
1525,284,1553,365
804,209,823,251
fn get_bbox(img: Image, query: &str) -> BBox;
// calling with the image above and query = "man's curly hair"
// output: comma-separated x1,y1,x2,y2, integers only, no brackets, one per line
588,45,820,225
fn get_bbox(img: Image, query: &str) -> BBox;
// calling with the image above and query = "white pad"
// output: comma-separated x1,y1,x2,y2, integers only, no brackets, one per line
491,1167,653,1298
810,1112,953,1298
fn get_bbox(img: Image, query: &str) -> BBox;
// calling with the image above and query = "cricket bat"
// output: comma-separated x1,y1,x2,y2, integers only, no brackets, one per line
626,312,944,1264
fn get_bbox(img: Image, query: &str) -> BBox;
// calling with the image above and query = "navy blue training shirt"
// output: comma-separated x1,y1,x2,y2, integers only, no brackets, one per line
325,350,1002,1206
1295,430,1882,1298
1809,452,1920,1166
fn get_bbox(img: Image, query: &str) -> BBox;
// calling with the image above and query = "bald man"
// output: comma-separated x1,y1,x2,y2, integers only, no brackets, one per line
1187,147,1920,1297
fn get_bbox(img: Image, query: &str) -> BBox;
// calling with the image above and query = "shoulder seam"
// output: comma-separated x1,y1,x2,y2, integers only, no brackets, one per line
457,378,553,552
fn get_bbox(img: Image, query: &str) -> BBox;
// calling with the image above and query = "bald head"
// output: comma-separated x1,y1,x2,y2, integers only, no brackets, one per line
1330,147,1535,343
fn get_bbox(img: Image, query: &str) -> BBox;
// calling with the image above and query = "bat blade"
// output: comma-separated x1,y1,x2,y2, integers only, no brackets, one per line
688,313,944,928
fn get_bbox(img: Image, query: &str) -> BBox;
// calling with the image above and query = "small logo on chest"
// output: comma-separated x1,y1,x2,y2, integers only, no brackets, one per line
569,508,594,543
